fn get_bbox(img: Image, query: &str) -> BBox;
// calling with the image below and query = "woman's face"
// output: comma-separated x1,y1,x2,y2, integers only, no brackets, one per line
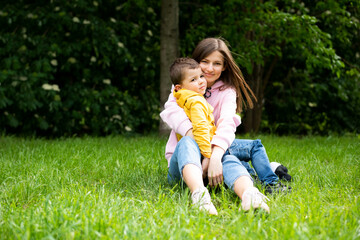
199,50,225,87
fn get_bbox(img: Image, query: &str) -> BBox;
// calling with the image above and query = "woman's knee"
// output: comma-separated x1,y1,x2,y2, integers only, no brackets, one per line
222,155,252,190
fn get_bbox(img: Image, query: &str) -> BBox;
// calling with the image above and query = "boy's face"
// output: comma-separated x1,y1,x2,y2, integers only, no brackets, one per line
175,67,207,95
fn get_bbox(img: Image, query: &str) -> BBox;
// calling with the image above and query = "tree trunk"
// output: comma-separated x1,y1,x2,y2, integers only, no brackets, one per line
242,63,264,133
159,0,179,135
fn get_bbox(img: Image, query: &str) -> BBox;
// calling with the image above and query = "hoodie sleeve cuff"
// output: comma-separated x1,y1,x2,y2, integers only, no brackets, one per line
177,120,193,137
211,136,233,152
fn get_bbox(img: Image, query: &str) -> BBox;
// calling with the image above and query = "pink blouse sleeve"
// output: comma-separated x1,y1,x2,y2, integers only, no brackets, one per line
160,90,193,136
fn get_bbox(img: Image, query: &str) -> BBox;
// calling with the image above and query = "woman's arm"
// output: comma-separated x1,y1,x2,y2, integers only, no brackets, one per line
211,88,241,151
208,88,240,186
160,90,193,136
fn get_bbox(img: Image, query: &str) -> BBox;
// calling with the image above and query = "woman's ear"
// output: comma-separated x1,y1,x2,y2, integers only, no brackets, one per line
174,84,182,92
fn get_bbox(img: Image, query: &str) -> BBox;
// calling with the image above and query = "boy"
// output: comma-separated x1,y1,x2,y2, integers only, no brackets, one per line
170,58,215,161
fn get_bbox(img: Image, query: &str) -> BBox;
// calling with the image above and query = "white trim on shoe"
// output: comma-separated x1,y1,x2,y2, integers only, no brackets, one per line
191,187,218,215
241,187,270,213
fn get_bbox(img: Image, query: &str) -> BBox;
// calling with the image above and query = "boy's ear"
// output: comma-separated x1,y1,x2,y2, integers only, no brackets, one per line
174,84,182,92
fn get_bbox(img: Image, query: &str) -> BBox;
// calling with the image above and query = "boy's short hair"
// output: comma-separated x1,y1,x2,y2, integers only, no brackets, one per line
170,57,199,85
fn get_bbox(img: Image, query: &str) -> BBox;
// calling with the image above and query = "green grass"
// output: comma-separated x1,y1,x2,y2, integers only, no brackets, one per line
0,134,359,239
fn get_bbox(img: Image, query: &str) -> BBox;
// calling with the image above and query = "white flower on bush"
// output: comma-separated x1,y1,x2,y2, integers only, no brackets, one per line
53,85,60,91
110,18,116,23
83,20,91,25
50,59,58,66
308,102,317,107
111,115,122,121
90,56,97,63
125,126,132,132
103,79,111,85
42,83,60,92
19,76,28,81
117,42,124,48
72,17,80,23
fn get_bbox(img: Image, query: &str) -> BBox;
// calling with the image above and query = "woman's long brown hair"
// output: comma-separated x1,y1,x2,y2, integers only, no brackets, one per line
192,38,256,113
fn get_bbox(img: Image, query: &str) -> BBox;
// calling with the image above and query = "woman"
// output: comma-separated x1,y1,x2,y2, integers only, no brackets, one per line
161,38,286,214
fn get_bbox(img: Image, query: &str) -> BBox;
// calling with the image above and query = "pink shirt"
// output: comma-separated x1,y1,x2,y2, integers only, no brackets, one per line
160,81,241,166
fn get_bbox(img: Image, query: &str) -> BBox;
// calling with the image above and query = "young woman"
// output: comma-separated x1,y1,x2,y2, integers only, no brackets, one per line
160,38,287,214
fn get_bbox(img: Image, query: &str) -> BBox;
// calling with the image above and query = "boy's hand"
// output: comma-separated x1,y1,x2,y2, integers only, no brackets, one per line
202,157,210,178
185,128,194,139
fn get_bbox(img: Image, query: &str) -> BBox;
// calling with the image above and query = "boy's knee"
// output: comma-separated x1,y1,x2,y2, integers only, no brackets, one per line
254,139,264,148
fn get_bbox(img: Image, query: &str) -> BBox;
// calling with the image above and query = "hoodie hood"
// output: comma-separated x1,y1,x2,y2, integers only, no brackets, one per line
210,80,226,90
173,89,203,108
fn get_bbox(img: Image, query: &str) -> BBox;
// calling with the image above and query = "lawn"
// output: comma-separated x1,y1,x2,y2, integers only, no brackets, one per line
0,134,359,239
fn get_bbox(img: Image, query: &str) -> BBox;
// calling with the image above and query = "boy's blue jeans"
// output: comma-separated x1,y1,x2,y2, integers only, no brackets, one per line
167,137,278,190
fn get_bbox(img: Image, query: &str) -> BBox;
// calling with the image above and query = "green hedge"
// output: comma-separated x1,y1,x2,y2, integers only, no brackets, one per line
0,0,160,136
1,0,359,136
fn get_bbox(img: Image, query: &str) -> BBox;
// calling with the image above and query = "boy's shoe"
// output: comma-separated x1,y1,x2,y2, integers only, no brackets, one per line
265,182,292,194
270,162,292,182
241,187,270,213
191,187,218,215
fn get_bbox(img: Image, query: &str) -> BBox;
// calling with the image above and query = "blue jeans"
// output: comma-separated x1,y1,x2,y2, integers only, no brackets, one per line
168,137,251,190
224,139,279,185
168,137,279,190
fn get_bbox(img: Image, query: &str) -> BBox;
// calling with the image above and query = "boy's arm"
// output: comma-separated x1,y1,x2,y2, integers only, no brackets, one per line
188,100,213,158
160,90,193,136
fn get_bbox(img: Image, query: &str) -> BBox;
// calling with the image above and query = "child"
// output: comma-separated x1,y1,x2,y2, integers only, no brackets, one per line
168,57,270,214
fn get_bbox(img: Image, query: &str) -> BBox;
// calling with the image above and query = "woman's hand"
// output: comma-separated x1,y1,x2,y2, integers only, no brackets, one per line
202,157,210,178
208,146,225,187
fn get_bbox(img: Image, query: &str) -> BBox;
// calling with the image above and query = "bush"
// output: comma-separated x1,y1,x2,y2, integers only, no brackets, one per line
0,0,160,136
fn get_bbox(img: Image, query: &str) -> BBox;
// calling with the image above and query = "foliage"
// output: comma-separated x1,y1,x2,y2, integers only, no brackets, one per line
0,0,160,136
0,135,359,238
0,0,359,136
264,0,360,134
179,0,360,135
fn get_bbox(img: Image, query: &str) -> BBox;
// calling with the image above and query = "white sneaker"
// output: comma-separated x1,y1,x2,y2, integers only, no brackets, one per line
241,187,270,213
191,187,218,215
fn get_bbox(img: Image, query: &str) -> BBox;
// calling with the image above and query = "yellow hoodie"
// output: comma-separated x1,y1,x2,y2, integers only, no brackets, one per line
173,89,216,158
